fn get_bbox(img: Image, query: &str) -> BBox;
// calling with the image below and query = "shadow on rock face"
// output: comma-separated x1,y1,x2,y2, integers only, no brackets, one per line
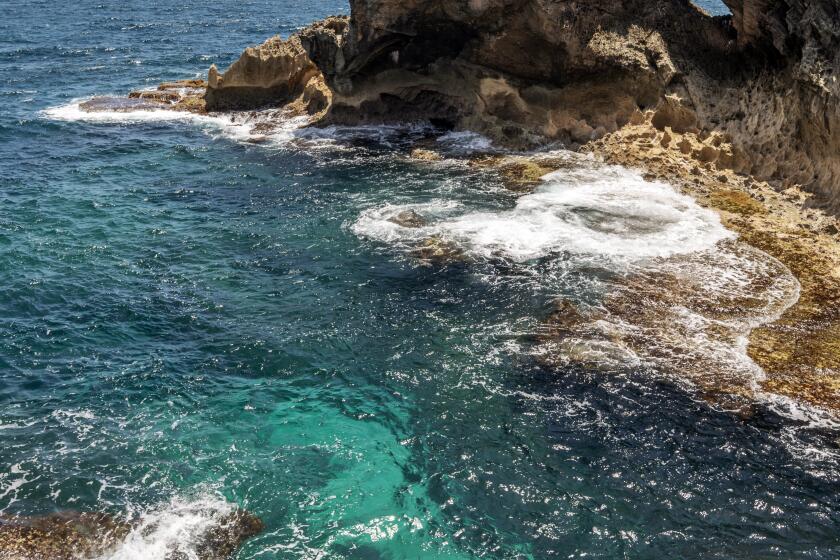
0,509,263,560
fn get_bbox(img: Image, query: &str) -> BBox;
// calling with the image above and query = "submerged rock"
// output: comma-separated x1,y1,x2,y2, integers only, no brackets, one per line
410,236,465,264
0,509,263,560
409,148,443,162
388,209,427,228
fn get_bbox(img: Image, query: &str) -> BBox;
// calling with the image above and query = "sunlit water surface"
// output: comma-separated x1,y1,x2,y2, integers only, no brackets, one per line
1,1,838,559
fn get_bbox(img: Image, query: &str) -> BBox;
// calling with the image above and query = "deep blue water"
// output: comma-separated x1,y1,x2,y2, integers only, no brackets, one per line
1,1,838,559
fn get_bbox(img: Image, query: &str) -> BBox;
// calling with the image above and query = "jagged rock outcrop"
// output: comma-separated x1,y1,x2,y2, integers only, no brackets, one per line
204,33,331,114
711,0,840,211
298,1,735,148
204,0,840,210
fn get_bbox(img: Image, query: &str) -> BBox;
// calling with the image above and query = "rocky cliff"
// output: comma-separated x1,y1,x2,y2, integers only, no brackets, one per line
204,0,840,209
204,32,333,115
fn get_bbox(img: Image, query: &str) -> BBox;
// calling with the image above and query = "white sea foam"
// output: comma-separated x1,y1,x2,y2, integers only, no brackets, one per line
41,98,310,145
351,200,464,245
354,162,734,262
353,157,808,406
44,98,215,124
98,493,236,560
0,463,33,514
435,130,496,154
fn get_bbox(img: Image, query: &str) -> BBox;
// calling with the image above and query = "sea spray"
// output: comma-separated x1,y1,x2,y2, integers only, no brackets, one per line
352,157,801,399
353,161,735,261
96,493,247,560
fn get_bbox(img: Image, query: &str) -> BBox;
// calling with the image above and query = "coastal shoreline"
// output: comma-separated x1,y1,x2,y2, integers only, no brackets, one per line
71,80,840,415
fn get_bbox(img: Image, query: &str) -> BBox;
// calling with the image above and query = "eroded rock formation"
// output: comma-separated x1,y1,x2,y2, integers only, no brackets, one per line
204,23,340,115
204,0,840,212
196,1,840,411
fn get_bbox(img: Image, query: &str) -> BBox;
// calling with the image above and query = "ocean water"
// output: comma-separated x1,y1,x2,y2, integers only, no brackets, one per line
2,1,839,560
694,0,731,15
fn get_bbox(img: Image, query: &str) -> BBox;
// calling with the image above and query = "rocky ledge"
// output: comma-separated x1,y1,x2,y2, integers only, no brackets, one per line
589,115,840,412
0,508,263,560
205,0,840,214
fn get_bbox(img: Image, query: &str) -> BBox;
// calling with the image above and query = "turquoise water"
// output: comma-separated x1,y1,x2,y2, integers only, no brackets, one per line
2,1,839,559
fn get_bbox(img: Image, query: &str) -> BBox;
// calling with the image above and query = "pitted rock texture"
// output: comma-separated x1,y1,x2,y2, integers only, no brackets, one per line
0,509,263,560
301,0,734,148
204,34,331,114
205,0,840,211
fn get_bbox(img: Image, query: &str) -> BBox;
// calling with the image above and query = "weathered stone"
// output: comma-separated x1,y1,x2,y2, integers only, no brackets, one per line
0,509,263,560
204,23,344,115
128,90,180,103
586,119,840,412
409,148,443,162
410,236,465,264
388,210,427,228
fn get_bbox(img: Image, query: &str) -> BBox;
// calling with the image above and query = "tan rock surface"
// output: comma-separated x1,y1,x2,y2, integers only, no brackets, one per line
204,30,337,116
584,119,840,412
0,509,263,560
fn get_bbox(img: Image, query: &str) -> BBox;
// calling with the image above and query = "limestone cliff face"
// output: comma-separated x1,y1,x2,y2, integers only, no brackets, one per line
205,0,840,210
204,33,331,114
300,0,734,146
715,0,840,210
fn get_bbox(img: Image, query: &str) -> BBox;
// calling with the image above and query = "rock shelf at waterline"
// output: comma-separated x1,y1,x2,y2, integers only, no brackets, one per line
39,93,840,415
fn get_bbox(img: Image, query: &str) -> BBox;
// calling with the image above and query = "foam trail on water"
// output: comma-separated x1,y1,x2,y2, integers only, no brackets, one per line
42,98,500,156
44,98,222,124
354,162,734,262
41,98,310,145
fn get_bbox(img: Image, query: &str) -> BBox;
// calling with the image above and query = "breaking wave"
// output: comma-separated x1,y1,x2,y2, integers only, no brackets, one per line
41,97,501,157
98,493,237,560
41,97,310,145
353,161,734,262
352,154,802,406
